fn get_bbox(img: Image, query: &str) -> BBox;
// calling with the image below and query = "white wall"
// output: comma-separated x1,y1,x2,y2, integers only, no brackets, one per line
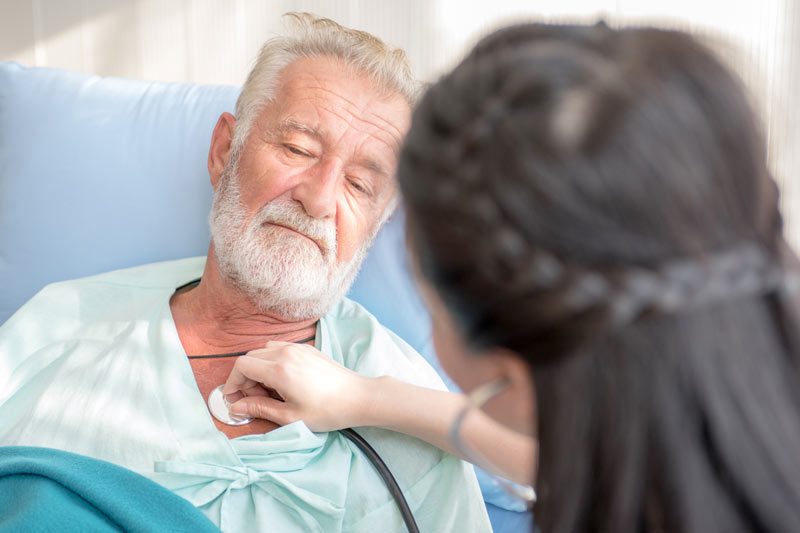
2,0,798,244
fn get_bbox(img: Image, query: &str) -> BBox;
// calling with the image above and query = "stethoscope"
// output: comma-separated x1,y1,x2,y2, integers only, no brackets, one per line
177,279,420,533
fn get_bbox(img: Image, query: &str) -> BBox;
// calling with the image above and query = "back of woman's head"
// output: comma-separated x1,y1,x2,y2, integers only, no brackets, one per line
399,23,800,532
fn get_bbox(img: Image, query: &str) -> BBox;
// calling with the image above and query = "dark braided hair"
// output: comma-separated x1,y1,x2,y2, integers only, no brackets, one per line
399,23,800,533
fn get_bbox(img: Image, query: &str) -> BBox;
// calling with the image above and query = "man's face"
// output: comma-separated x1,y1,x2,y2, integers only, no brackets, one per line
210,56,411,319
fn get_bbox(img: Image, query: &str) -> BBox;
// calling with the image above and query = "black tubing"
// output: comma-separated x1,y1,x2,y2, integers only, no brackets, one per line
340,428,420,533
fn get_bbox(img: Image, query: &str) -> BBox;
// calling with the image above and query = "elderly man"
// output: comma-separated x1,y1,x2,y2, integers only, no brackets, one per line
0,13,490,532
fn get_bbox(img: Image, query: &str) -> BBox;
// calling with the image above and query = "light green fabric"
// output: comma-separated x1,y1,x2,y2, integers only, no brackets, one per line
0,258,491,532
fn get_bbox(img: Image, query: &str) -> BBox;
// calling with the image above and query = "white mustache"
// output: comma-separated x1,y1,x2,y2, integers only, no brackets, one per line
256,201,337,257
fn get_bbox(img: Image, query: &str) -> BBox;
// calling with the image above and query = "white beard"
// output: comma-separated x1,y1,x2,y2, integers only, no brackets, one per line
208,158,373,320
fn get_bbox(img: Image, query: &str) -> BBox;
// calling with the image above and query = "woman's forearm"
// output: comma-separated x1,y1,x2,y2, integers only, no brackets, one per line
357,376,536,485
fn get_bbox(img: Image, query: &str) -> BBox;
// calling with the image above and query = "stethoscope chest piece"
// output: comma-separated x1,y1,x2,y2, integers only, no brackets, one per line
207,385,253,426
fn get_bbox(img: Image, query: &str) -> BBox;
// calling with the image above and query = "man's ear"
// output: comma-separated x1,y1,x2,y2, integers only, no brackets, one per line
208,112,237,189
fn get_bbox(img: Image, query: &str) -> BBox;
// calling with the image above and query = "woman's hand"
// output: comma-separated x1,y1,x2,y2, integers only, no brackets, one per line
221,340,372,432
222,340,538,483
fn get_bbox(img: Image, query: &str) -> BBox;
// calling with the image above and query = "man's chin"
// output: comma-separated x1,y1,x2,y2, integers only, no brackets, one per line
247,267,362,321
230,267,337,318
249,291,339,321
218,243,366,320
259,225,330,263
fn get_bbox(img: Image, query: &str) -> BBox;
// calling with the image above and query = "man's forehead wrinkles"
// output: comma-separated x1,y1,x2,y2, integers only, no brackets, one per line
307,85,404,140
311,85,367,115
366,111,404,145
310,102,402,154
362,116,403,154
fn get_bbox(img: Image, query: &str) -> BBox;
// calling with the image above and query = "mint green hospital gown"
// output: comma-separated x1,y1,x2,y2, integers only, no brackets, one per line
0,258,491,532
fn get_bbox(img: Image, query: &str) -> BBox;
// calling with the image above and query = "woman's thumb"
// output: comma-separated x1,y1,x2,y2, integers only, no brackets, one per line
230,396,292,425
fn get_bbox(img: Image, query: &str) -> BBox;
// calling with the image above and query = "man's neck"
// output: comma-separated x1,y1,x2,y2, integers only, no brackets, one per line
170,247,319,356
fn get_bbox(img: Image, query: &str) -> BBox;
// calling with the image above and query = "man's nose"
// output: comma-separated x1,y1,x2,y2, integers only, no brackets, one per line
291,158,341,219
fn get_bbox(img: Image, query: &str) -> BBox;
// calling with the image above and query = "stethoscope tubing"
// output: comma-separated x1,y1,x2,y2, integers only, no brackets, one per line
340,428,420,533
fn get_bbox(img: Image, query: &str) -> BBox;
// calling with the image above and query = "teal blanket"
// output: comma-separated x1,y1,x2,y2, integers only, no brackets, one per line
0,447,218,532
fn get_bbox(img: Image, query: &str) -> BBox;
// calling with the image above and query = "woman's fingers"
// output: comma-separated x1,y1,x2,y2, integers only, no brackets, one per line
221,355,278,395
229,396,294,425
219,341,367,429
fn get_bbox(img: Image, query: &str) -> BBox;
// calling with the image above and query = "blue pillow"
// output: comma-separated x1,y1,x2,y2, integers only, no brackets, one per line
0,62,237,323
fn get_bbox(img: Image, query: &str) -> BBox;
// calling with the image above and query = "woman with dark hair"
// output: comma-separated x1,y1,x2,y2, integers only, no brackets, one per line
223,23,800,531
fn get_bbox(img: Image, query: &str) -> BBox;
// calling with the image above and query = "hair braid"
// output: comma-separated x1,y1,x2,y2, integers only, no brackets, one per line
400,25,789,362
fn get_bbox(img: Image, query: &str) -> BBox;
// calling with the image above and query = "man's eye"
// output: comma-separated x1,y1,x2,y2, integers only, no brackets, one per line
348,178,369,195
285,144,310,157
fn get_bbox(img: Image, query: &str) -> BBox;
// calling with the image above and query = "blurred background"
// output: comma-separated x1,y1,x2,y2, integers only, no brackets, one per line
1,0,798,245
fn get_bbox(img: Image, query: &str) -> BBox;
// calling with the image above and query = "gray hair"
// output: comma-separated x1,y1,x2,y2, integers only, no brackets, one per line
233,12,420,151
